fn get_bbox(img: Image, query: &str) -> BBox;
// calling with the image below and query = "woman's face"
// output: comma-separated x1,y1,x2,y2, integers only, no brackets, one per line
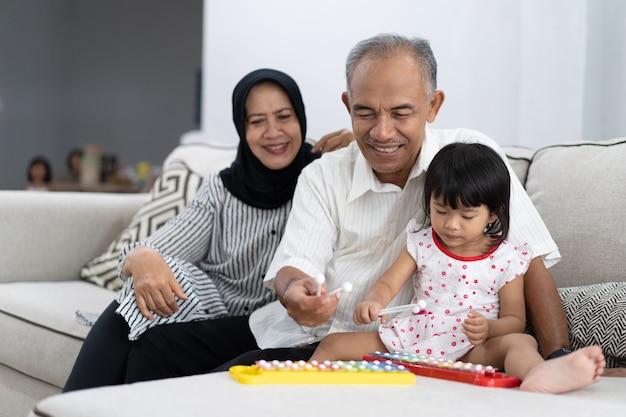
245,82,302,170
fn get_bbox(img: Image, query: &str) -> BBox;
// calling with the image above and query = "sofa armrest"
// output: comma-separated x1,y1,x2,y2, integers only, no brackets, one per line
0,191,147,284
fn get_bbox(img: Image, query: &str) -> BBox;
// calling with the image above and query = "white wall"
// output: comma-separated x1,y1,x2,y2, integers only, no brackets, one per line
201,0,625,149
583,0,626,141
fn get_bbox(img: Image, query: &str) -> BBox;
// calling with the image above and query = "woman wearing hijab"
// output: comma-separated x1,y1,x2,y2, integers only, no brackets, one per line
64,69,352,391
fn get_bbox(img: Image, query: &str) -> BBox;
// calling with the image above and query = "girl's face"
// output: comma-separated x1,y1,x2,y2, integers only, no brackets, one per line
245,82,302,170
69,154,82,175
429,195,497,257
30,163,48,182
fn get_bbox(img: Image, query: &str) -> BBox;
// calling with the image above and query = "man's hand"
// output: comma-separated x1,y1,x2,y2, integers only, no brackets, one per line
275,267,339,327
462,310,489,346
353,301,384,325
311,129,354,153
122,246,188,320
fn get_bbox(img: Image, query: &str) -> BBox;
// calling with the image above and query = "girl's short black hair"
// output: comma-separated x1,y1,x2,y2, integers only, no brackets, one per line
27,156,53,183
423,142,510,244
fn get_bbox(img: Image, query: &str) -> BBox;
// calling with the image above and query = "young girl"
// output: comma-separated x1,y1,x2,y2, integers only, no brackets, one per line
24,156,53,191
311,142,605,394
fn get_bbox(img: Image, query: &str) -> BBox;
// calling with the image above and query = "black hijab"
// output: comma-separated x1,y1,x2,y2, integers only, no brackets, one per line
220,68,320,209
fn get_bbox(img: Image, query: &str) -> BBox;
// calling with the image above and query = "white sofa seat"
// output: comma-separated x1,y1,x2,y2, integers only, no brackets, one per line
0,282,114,387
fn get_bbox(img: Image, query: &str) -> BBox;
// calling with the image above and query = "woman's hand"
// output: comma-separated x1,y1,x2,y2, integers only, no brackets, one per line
122,246,188,320
311,129,354,153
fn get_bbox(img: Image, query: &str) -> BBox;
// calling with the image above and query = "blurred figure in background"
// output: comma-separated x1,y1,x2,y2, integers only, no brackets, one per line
23,156,53,191
66,148,83,181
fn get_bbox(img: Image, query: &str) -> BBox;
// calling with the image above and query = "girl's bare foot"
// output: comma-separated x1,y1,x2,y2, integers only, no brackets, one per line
520,346,605,394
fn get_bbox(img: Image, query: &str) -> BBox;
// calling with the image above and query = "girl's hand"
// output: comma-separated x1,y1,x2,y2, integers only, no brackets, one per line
462,310,489,346
353,301,384,325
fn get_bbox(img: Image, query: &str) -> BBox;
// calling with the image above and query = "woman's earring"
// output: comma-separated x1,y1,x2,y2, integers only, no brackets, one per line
484,223,493,234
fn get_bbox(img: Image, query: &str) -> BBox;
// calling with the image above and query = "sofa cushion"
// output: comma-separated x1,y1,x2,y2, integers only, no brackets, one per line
80,161,203,290
0,281,115,388
524,137,626,288
559,282,626,368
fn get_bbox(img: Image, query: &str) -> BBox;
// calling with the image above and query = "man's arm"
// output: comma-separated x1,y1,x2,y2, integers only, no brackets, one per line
472,133,570,358
524,257,571,358
275,266,339,328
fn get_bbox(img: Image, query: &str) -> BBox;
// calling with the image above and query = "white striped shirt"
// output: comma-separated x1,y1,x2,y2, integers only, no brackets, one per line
250,127,560,349
115,173,291,340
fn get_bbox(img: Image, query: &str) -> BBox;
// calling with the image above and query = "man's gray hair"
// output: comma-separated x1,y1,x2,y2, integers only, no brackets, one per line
345,33,437,99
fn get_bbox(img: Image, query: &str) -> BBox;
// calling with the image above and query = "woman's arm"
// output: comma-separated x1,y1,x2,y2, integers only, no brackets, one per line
118,176,220,319
122,245,187,320
310,129,354,153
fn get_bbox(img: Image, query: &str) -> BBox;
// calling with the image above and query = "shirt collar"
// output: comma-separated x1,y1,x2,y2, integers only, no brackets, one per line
347,128,438,203
415,127,439,174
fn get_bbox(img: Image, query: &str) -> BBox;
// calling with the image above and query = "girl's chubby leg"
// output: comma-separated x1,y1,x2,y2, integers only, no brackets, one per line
462,333,605,394
310,331,387,362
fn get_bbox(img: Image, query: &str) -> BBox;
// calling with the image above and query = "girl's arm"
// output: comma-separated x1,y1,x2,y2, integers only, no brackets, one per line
463,275,526,345
354,248,417,325
489,275,527,337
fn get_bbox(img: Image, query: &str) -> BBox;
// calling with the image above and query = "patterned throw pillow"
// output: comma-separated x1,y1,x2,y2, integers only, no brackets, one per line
559,282,626,368
80,161,203,291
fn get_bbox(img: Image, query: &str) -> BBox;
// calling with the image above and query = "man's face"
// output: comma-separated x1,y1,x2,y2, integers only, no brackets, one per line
343,53,443,188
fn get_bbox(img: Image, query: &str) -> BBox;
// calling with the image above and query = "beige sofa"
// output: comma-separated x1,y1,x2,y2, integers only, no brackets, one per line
0,142,238,417
1,137,624,417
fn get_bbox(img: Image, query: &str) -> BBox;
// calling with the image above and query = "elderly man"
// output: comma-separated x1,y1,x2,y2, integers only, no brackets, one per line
230,33,571,367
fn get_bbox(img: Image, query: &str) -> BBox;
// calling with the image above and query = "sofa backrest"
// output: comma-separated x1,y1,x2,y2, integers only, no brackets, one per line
0,191,147,283
503,146,535,187
163,141,238,174
512,138,626,288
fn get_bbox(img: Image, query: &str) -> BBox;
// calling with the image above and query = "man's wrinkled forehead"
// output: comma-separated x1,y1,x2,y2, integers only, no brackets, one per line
346,56,427,107
347,53,424,97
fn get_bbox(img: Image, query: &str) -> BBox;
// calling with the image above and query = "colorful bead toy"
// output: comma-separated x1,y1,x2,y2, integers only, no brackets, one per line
229,359,415,385
363,352,521,388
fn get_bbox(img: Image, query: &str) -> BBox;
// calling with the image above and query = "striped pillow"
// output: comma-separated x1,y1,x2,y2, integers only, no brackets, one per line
559,282,626,368
523,281,626,368
80,161,203,290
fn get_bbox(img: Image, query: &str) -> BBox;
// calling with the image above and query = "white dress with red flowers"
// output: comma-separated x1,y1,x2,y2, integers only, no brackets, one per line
378,220,532,360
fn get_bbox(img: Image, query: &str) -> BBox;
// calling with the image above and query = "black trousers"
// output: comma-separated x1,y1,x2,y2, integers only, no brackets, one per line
211,344,319,373
63,301,258,392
